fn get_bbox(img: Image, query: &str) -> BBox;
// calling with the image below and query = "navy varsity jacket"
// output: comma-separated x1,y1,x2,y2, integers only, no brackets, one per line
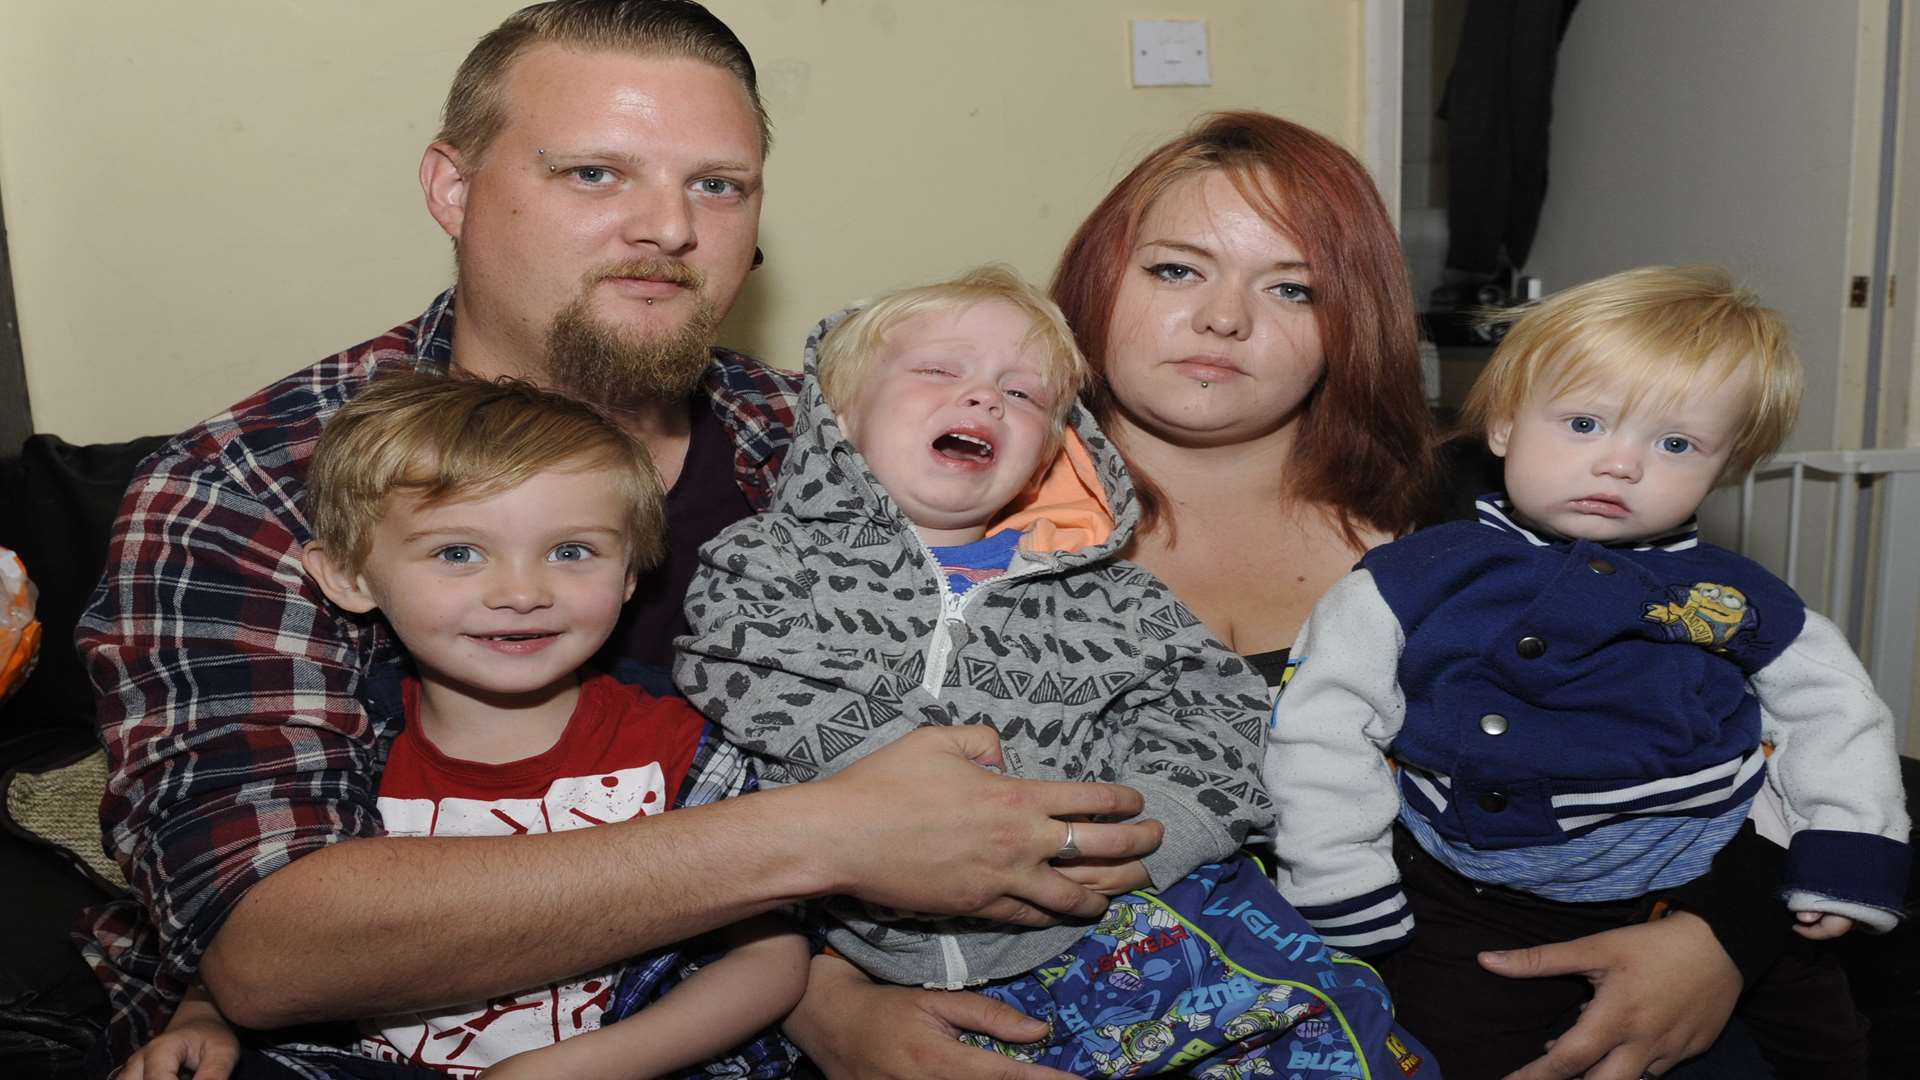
1264,496,1909,955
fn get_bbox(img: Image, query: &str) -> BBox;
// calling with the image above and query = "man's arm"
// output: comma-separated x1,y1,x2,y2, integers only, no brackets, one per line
80,441,392,1026
201,724,1162,1029
85,444,1160,1032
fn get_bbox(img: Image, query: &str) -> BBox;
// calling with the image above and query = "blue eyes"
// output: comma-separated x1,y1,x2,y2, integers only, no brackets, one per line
429,543,596,564
562,169,745,198
1142,263,1312,303
1563,416,1698,455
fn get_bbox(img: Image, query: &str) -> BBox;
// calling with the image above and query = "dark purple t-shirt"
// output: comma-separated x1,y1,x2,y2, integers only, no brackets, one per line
602,398,756,670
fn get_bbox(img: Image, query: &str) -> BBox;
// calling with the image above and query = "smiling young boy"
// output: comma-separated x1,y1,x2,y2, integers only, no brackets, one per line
676,266,1438,1078
123,373,805,1079
1265,265,1910,1074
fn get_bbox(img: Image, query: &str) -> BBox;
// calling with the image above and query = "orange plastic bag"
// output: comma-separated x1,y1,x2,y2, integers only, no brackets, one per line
0,548,40,704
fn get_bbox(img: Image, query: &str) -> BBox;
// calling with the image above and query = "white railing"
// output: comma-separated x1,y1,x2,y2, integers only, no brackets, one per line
1738,448,1920,750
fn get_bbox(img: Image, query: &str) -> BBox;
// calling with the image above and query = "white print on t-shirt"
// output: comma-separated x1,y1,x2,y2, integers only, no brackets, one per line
376,762,669,838
357,764,672,1075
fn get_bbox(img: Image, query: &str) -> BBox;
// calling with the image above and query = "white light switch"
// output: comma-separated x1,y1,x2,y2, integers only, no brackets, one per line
1131,19,1210,87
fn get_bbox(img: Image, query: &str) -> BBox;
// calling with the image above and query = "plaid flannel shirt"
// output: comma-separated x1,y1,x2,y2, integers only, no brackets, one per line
75,289,800,1067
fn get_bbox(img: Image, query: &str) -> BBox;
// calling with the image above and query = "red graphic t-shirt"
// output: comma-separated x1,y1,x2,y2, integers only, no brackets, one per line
355,674,707,1077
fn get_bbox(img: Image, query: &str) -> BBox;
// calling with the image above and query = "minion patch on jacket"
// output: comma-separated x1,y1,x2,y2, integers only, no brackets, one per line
1643,581,1758,651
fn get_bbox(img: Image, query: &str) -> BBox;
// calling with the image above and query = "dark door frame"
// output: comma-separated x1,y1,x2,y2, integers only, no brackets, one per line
0,176,30,449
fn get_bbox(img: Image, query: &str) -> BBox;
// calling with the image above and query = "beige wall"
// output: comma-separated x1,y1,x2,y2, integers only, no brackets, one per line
0,0,1368,445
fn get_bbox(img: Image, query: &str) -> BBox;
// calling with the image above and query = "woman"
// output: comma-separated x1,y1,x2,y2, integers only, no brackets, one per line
786,113,1751,1080
1051,111,1434,680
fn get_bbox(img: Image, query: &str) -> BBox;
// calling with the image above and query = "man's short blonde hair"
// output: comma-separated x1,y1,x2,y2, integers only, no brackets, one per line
1461,265,1802,478
307,371,665,575
816,265,1089,446
440,0,770,166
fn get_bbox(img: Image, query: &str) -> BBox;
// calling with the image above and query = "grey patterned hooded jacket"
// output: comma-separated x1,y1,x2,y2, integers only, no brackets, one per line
675,310,1274,989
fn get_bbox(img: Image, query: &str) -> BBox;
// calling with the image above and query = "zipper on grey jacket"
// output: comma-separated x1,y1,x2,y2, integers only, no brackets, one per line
933,932,971,990
915,535,1053,697
910,531,1057,989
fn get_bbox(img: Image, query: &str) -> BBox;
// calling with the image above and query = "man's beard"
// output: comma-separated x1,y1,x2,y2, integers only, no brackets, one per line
543,258,720,407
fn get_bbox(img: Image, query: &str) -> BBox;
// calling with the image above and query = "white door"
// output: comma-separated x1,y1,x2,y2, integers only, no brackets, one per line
1491,0,1914,734
1505,2,1897,588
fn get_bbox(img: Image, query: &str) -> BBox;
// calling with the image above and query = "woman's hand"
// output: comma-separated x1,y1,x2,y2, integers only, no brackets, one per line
1479,912,1740,1080
785,953,1073,1080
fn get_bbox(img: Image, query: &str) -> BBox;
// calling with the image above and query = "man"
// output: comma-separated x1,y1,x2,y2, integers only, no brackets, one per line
77,3,1156,1074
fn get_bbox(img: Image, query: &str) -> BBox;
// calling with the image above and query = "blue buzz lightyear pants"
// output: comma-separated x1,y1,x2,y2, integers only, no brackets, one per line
961,854,1440,1079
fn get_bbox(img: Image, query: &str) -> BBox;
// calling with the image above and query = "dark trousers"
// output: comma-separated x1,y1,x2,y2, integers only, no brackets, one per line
1378,827,1867,1079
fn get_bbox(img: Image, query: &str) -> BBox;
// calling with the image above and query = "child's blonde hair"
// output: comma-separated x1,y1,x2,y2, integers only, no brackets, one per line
816,264,1088,446
307,371,666,575
1461,265,1801,478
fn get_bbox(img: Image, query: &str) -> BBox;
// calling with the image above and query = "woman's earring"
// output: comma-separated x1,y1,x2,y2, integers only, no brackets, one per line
752,246,765,268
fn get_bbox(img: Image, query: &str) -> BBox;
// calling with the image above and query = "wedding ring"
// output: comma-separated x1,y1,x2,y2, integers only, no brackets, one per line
1055,821,1081,861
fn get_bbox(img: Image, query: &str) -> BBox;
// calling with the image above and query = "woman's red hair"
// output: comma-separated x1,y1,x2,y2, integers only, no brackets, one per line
1051,111,1436,542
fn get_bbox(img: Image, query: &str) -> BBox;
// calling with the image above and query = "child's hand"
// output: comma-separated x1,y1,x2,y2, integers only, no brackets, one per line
1793,910,1855,940
118,1021,240,1080
1052,856,1152,897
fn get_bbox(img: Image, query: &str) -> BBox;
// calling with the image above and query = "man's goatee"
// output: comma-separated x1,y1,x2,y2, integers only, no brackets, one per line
544,259,720,405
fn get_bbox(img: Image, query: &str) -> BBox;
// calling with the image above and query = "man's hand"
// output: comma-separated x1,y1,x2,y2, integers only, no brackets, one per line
1051,855,1153,897
1480,912,1740,1080
785,953,1074,1080
808,726,1163,923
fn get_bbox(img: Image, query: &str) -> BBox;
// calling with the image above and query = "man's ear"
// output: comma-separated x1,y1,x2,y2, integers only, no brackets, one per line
1487,418,1514,458
420,141,471,242
302,544,379,614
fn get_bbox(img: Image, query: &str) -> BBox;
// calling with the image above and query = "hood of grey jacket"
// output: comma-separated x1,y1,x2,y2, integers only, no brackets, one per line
776,305,1144,565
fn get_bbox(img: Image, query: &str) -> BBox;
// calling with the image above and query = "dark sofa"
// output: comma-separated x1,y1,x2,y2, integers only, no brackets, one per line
1,433,167,1079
